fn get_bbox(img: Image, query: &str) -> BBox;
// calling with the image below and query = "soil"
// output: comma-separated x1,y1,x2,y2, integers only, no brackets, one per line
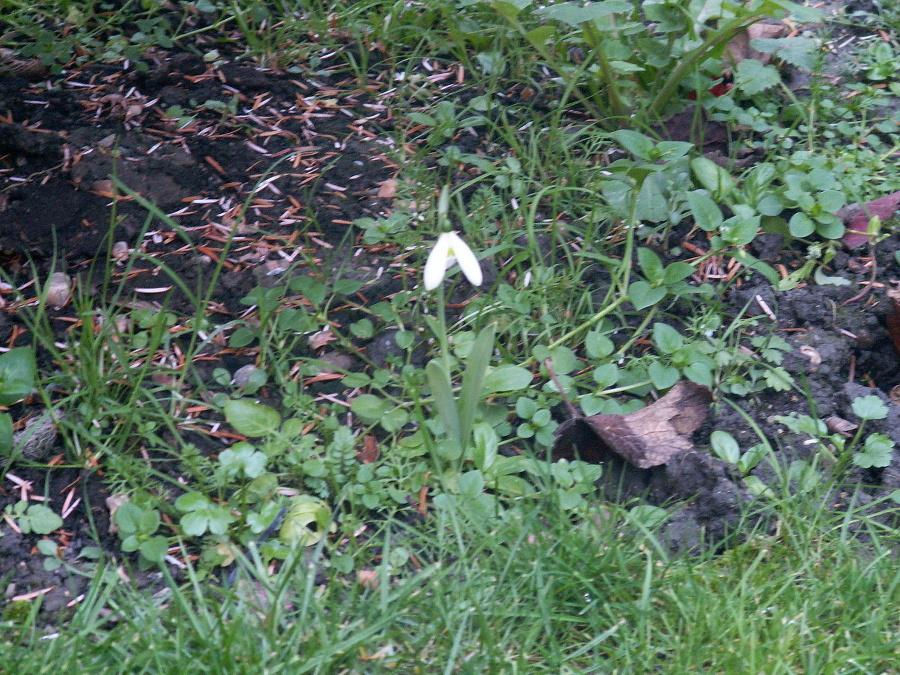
2,6,900,622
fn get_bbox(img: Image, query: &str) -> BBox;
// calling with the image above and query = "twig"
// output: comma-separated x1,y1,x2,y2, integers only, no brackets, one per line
544,358,582,420
841,244,878,306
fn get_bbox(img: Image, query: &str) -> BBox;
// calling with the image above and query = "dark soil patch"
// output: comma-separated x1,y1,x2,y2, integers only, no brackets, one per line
2,21,900,621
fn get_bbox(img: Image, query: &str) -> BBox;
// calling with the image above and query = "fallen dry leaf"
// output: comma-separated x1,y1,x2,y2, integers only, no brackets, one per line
725,21,790,66
824,415,857,437
552,381,712,469
377,178,397,198
357,434,380,464
839,190,900,248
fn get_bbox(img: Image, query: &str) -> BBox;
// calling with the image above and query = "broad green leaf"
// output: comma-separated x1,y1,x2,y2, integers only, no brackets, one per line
609,130,656,160
25,504,63,535
734,59,781,95
710,430,740,464
854,433,894,469
535,0,631,27
585,332,615,359
788,212,815,238
483,365,533,393
0,347,36,406
686,190,723,232
851,395,888,421
648,362,680,390
628,281,666,310
691,156,733,200
684,362,713,387
637,247,664,284
592,363,620,388
280,495,333,547
223,398,281,437
662,261,695,284
652,323,683,354
534,345,580,375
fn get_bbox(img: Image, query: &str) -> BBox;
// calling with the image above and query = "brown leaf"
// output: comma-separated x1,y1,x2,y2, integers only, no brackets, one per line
376,178,397,198
357,434,380,464
824,415,857,437
725,22,789,66
552,382,712,469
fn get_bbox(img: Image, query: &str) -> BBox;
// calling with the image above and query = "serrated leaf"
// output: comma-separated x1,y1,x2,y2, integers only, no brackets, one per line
734,60,781,95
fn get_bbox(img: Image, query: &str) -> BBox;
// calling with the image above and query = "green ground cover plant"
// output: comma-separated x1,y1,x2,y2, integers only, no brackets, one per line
2,0,900,670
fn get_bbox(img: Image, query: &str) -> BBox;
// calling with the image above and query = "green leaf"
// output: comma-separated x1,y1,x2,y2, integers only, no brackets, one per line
683,362,712,387
710,430,740,464
534,345,580,375
750,37,820,70
628,281,666,310
223,399,281,437
637,248,664,284
279,495,333,547
489,0,531,20
854,433,894,469
114,502,145,535
721,215,760,247
648,362,680,390
426,361,461,443
458,324,496,447
733,59,781,95
585,332,615,359
817,190,845,213
652,323,683,354
691,157,733,200
535,1,631,27
788,212,816,238
0,413,12,456
289,275,327,305
851,395,889,421
813,267,850,286
592,363,619,388
139,536,169,563
483,365,533,393
24,504,63,535
0,347,36,406
609,130,656,160
662,262,695,284
686,190,723,232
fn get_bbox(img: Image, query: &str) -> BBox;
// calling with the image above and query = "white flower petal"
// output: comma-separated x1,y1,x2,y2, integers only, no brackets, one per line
445,232,483,287
423,233,453,290
423,231,483,290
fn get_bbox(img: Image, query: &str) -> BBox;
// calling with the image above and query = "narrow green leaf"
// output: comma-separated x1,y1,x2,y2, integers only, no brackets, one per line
426,360,461,443
458,324,496,451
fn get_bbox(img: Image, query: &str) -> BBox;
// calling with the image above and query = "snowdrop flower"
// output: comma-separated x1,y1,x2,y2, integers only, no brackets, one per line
423,231,483,291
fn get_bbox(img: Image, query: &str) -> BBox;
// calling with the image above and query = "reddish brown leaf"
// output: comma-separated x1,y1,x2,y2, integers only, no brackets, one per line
552,381,712,469
356,434,380,464
839,190,900,248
